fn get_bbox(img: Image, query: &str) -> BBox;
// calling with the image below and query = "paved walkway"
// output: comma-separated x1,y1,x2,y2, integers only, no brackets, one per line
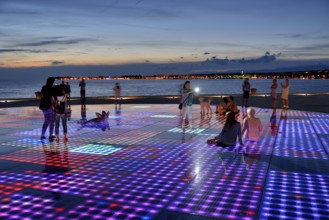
0,104,329,219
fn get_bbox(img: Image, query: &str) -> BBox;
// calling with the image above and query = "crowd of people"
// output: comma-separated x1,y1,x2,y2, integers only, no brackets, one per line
179,78,290,147
39,78,121,142
40,77,289,148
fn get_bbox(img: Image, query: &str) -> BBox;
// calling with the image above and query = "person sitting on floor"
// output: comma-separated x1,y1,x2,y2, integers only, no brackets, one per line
242,108,263,142
216,97,229,115
216,111,244,147
226,96,240,114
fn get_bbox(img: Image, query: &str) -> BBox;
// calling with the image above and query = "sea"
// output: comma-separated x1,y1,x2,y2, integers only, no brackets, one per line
0,78,328,99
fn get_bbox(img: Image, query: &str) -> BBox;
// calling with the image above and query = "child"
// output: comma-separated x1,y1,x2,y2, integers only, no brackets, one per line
54,85,68,143
199,97,213,115
242,108,262,142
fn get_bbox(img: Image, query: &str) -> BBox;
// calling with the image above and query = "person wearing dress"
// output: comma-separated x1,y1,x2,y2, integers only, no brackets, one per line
281,78,290,109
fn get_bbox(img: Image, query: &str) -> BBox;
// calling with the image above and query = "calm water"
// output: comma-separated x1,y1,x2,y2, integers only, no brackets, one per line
0,78,328,99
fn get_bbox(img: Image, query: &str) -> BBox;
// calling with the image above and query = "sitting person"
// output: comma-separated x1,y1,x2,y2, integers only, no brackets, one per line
226,96,239,114
215,97,229,115
208,111,244,147
199,97,213,115
242,108,263,142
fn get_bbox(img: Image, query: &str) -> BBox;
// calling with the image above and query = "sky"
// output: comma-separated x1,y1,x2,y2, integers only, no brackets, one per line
0,0,329,78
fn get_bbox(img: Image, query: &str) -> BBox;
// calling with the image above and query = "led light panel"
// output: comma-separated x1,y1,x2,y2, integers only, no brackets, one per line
0,104,328,219
70,144,123,155
259,171,329,219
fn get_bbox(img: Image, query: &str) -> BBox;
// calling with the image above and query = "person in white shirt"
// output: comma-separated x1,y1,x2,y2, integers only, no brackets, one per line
242,108,263,142
113,82,121,112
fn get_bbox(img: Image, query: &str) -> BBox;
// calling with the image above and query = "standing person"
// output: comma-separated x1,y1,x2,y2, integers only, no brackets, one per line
113,82,121,112
242,78,251,109
270,79,278,109
216,111,244,147
281,78,290,109
242,108,263,142
54,85,68,143
66,82,71,105
270,109,277,136
39,77,56,141
79,79,86,104
181,81,193,132
60,80,67,94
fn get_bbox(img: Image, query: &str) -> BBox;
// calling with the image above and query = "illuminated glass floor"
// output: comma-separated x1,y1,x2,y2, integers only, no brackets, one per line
0,104,329,220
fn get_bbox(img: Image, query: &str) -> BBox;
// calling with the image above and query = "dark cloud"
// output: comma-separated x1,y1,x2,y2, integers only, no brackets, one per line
277,33,309,39
278,33,329,40
0,8,40,15
52,61,65,65
294,44,329,51
17,38,87,47
0,49,49,53
0,49,27,53
202,56,229,65
136,0,144,5
202,52,281,65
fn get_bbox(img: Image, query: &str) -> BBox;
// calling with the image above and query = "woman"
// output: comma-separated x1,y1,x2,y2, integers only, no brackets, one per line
216,111,244,147
40,77,55,141
54,85,68,143
270,79,278,108
227,96,239,114
215,97,229,115
181,81,193,132
281,78,290,109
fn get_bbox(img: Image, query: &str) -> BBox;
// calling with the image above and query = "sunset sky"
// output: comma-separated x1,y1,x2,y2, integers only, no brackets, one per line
1,0,328,77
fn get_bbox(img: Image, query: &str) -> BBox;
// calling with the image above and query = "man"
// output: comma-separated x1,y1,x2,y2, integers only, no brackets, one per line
79,79,86,104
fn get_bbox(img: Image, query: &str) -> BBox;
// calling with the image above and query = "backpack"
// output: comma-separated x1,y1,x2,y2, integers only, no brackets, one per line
55,96,66,114
39,96,50,110
39,86,51,110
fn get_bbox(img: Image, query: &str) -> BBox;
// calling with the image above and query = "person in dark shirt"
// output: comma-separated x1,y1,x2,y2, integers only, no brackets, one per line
40,77,55,141
79,79,86,104
66,82,71,105
216,111,244,147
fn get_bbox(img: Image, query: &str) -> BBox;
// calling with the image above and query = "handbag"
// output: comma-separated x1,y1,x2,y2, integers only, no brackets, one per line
178,95,189,110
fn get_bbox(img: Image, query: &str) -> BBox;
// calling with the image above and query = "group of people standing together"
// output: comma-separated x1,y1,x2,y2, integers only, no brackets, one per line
39,78,122,142
179,78,290,147
270,78,290,109
39,77,71,143
179,80,262,147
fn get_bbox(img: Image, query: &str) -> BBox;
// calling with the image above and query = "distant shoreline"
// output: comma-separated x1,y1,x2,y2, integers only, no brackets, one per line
1,93,329,113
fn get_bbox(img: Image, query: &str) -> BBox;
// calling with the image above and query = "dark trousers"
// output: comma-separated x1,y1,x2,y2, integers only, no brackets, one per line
41,108,54,137
80,90,86,103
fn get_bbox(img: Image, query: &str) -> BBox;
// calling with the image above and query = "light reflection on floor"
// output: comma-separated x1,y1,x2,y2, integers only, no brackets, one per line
0,104,329,219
